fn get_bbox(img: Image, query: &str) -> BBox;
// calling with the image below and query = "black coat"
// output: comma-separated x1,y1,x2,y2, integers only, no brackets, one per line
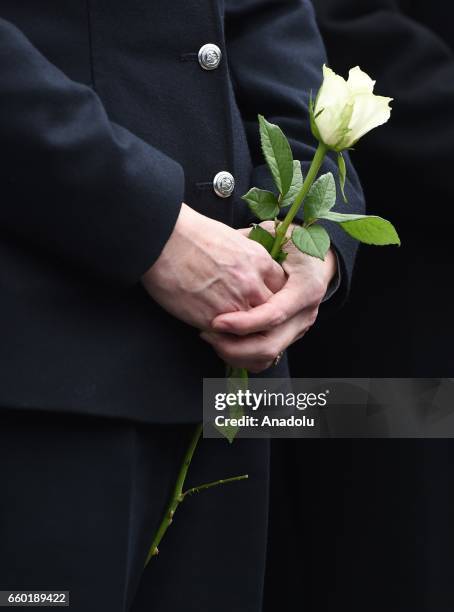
0,0,364,423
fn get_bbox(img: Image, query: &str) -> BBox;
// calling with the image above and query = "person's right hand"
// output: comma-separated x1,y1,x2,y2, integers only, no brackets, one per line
142,203,286,330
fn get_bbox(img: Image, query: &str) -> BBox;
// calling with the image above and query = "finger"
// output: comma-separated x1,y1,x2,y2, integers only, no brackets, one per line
247,282,273,308
202,334,276,374
202,309,314,370
262,259,286,294
212,275,308,335
236,227,252,237
236,226,286,293
201,330,275,372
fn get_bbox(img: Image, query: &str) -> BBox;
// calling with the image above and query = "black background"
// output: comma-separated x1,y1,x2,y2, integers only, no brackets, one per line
266,2,454,610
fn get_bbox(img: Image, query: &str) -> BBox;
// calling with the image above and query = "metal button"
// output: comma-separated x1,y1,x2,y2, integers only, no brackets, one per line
198,43,222,71
213,171,235,198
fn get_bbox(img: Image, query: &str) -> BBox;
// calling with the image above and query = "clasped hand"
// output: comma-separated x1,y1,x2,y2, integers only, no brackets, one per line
202,221,336,372
142,205,336,373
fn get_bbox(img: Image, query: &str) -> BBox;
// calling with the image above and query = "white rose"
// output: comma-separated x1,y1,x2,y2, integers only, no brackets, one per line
313,65,392,151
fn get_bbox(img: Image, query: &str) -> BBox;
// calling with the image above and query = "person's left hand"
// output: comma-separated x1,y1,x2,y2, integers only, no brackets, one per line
200,221,337,373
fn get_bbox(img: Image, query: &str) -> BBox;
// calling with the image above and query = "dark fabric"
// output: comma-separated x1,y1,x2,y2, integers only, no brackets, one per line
399,0,454,50
266,436,454,612
264,4,454,612
0,410,269,611
298,0,454,377
0,0,364,424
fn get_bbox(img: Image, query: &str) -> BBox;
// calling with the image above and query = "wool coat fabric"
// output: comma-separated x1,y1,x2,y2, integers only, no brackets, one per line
0,2,366,610
0,0,364,424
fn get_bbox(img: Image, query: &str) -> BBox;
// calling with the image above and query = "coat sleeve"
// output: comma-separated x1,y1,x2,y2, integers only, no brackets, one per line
0,17,185,286
225,0,365,304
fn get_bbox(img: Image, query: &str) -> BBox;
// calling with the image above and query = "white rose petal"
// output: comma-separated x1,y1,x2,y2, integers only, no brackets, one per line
348,93,393,145
347,66,375,95
314,65,392,151
315,66,350,148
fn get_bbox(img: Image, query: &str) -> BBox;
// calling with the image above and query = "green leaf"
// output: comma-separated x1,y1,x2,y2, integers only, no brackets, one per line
320,211,368,222
258,115,294,196
338,153,348,203
215,401,242,443
248,224,287,263
248,225,275,253
291,225,331,260
280,161,303,208
303,173,336,223
321,212,401,246
242,188,279,221
216,368,249,443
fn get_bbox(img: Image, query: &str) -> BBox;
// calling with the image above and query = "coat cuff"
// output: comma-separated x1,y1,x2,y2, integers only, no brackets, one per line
91,127,186,286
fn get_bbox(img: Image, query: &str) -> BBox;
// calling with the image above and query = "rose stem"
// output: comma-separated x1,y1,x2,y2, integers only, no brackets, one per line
270,142,327,259
144,423,248,566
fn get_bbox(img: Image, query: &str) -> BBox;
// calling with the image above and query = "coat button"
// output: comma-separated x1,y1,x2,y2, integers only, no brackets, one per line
213,171,235,198
198,43,222,71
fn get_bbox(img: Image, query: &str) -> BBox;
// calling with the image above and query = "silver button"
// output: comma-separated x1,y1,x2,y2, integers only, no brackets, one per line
198,43,222,71
213,171,235,198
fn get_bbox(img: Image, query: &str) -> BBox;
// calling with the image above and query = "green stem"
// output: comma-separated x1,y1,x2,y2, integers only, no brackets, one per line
144,424,249,567
144,423,202,566
184,474,248,496
226,366,249,380
270,141,328,259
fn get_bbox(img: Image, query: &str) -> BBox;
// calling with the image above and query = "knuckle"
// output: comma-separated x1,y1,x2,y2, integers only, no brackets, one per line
243,272,261,291
230,267,248,285
214,346,228,362
269,307,287,328
249,239,266,256
258,252,272,270
247,287,266,305
311,280,326,305
307,307,319,327
231,268,256,295
257,252,273,271
296,329,307,341
250,243,272,266
220,345,237,362
267,260,283,280
260,344,280,363
212,341,233,362
259,221,275,234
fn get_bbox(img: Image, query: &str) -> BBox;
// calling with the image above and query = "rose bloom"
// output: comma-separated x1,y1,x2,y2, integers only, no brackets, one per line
314,65,392,151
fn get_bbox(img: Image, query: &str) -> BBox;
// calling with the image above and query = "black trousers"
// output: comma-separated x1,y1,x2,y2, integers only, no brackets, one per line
0,410,269,612
264,439,454,612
